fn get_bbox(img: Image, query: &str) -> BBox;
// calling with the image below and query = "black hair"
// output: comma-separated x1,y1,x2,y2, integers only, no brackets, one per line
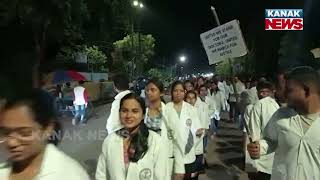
170,81,185,96
113,74,129,91
147,78,164,93
285,66,320,94
185,90,197,100
198,84,207,90
66,82,71,87
197,76,205,82
184,80,194,88
2,89,62,145
119,93,148,162
256,80,274,91
79,80,85,85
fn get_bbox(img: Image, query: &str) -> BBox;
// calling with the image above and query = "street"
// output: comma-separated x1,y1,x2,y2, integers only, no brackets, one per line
58,103,249,180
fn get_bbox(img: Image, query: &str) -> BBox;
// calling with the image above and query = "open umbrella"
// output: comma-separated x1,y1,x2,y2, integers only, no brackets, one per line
53,70,86,84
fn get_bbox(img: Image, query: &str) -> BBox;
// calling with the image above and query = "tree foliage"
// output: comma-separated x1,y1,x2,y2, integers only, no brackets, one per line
85,46,107,64
0,0,89,87
113,33,155,62
147,68,171,81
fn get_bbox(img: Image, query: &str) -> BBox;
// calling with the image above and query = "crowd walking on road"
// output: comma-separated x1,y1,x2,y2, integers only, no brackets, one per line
1,66,320,180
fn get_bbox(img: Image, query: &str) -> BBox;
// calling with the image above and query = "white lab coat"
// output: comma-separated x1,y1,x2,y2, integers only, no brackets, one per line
165,101,201,174
194,100,210,155
223,81,230,101
211,91,225,113
0,144,90,180
198,97,216,117
217,81,226,100
229,82,245,103
145,102,174,179
243,104,257,172
262,107,320,180
247,87,259,105
248,97,279,174
106,90,131,134
96,131,167,180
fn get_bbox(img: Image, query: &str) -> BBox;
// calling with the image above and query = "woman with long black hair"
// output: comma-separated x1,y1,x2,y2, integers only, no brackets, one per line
96,93,166,180
145,78,174,179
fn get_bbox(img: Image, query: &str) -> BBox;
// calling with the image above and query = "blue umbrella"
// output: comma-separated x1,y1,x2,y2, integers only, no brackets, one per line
52,70,72,84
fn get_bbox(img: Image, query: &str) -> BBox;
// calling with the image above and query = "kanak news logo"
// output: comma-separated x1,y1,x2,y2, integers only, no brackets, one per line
265,9,303,30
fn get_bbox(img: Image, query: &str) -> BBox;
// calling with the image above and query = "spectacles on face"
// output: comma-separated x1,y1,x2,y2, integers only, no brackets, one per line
0,127,41,143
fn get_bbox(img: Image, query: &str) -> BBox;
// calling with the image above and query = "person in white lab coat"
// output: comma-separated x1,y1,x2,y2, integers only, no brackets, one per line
198,85,217,139
246,80,279,180
145,78,174,179
185,90,209,178
96,93,167,180
0,90,89,180
209,81,225,129
248,66,320,180
229,76,246,121
184,80,195,92
195,77,206,91
166,81,203,180
223,78,230,109
106,74,131,134
241,78,259,175
216,76,226,101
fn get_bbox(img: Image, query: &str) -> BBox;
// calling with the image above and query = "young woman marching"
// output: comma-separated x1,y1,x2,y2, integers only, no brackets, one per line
144,78,174,179
96,93,166,180
165,81,203,180
209,81,225,132
185,91,209,179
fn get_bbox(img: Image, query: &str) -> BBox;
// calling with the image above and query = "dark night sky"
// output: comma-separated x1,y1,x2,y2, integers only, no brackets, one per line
138,0,307,74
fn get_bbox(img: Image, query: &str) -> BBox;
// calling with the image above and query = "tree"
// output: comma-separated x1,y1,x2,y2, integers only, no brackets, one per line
83,0,131,49
0,0,89,87
85,45,108,72
113,33,156,76
147,68,171,81
215,61,232,76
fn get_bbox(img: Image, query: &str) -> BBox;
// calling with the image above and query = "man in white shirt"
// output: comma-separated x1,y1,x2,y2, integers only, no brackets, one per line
229,76,246,125
106,74,131,134
241,77,259,174
246,80,279,180
248,66,320,180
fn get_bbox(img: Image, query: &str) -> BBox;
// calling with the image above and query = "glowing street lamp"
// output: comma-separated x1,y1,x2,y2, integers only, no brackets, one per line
133,1,144,8
179,55,186,62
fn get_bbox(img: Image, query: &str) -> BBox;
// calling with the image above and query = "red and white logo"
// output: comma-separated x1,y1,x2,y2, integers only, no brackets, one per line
265,9,303,30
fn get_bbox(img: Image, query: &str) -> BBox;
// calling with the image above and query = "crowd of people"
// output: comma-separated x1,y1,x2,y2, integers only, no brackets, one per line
1,66,320,180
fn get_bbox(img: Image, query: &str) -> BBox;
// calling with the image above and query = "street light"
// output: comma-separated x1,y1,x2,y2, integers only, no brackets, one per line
133,1,144,8
131,1,144,80
133,1,139,6
179,55,186,62
172,55,187,78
